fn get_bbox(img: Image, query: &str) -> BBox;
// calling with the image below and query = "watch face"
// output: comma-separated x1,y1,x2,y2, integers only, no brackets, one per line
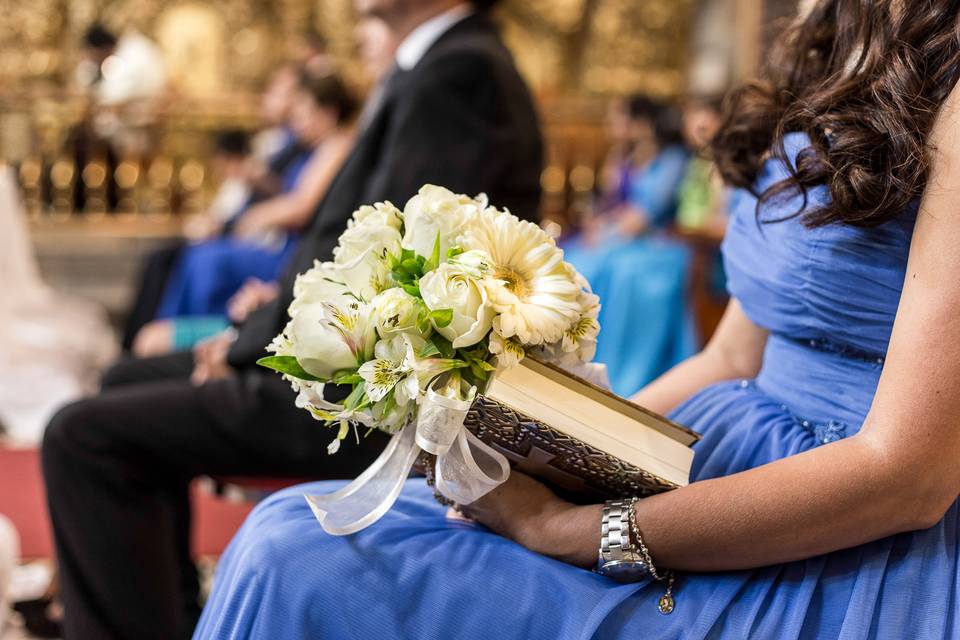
600,560,651,584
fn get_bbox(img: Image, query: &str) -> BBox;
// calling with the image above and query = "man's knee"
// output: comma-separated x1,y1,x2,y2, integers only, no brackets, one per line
42,398,96,475
100,358,140,389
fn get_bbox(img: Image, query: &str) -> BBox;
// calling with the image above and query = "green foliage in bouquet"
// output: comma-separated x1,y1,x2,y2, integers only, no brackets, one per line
257,185,601,452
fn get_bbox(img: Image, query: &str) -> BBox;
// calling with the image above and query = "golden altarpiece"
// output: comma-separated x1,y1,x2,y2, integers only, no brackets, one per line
0,0,708,222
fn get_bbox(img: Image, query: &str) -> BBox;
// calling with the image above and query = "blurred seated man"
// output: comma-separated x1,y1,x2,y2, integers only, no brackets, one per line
42,1,543,638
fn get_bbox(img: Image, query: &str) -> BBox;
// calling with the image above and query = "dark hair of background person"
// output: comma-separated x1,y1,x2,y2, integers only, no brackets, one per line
213,129,252,158
83,23,118,50
470,0,502,12
710,0,960,228
297,72,359,125
627,95,685,149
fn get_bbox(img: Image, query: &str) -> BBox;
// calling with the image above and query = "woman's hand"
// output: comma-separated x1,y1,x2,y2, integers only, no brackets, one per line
232,206,276,239
458,471,601,568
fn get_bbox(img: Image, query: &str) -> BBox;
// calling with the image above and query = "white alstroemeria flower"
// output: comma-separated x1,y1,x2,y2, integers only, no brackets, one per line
287,299,376,380
419,260,494,348
489,329,527,368
458,207,582,346
401,185,483,259
370,396,417,434
560,289,601,363
370,287,422,338
358,334,423,404
292,380,345,421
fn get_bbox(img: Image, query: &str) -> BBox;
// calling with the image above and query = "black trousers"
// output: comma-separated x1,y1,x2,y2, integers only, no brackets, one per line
120,242,185,351
42,352,388,640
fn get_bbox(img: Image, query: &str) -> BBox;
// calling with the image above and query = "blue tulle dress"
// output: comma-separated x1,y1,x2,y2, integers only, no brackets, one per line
563,146,696,397
194,133,958,639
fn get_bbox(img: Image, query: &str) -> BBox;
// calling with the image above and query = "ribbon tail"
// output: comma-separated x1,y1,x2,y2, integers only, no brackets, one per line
305,421,421,536
435,429,510,505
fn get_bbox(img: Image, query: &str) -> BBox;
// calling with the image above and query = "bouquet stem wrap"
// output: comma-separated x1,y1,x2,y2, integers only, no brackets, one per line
305,387,510,535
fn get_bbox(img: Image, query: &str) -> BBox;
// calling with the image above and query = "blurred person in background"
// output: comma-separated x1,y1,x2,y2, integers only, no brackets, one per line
42,1,542,637
563,96,695,396
676,96,728,234
121,65,311,350
132,72,358,356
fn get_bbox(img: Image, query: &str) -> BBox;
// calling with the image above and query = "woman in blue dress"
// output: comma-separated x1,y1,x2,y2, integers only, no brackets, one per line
563,97,695,396
154,72,357,323
196,2,960,638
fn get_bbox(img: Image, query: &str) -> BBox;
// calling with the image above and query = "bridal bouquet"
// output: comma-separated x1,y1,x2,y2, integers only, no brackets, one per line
259,185,600,534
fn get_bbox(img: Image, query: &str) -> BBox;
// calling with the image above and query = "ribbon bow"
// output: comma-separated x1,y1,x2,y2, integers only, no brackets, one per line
305,384,510,535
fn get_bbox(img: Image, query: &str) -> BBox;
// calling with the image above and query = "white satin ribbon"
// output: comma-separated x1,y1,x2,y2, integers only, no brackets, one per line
305,384,510,536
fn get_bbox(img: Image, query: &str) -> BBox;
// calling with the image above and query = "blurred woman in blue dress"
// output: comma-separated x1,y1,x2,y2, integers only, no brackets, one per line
197,1,960,638
131,72,356,356
563,97,695,396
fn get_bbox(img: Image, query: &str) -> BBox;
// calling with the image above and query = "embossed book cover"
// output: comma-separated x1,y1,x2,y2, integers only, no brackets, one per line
465,358,700,503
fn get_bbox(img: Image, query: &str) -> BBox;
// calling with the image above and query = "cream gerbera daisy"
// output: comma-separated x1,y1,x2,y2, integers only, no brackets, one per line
459,207,582,345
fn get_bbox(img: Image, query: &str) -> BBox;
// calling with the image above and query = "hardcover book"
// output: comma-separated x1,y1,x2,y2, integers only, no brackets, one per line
464,358,700,503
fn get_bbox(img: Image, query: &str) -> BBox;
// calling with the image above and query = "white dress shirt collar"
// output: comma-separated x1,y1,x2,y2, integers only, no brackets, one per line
394,4,474,71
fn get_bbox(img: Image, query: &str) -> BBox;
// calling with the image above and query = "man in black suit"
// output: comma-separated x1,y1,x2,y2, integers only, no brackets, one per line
41,1,543,638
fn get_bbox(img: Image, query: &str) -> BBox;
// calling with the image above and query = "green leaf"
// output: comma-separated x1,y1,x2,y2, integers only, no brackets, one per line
343,382,368,412
332,370,363,385
424,232,442,272
401,283,421,297
446,245,464,259
475,359,497,372
432,334,456,359
419,340,441,358
400,258,421,275
469,361,490,381
429,308,454,328
257,356,324,381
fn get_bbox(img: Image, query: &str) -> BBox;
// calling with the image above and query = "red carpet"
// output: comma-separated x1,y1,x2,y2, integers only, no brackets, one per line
0,446,256,560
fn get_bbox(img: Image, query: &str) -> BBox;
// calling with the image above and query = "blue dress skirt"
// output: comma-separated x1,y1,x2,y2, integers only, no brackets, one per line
194,134,959,639
156,235,297,319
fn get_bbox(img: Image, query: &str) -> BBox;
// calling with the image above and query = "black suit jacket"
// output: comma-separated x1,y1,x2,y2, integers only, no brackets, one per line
229,13,543,368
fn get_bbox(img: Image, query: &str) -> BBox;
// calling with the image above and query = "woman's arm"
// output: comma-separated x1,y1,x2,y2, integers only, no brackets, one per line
466,87,960,573
234,131,353,238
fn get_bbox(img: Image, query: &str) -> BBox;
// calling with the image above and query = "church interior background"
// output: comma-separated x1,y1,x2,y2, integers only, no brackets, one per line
0,0,796,323
0,2,803,635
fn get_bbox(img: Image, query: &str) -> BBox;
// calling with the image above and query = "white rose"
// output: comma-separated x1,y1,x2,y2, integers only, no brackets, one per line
335,220,402,267
351,201,403,230
419,262,494,348
401,185,482,259
290,261,353,317
287,300,375,380
371,287,422,338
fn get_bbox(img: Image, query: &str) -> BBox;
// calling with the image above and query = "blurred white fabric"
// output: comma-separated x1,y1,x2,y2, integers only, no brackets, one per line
97,31,167,106
0,514,16,634
0,167,117,444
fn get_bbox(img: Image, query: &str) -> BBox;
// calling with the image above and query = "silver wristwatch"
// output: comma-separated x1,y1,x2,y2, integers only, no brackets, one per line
596,499,653,583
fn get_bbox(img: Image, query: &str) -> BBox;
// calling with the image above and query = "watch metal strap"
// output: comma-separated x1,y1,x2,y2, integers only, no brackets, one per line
600,499,636,563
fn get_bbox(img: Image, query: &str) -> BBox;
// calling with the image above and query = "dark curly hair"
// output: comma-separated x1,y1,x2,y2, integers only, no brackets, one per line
711,0,960,227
